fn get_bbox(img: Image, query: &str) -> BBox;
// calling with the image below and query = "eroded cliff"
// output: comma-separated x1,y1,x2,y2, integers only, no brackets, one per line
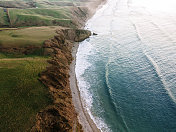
31,28,91,132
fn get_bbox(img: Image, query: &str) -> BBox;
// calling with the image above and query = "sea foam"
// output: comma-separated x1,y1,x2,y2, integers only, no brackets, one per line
75,39,111,132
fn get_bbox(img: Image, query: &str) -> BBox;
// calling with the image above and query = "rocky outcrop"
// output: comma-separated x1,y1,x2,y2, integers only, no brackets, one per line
31,28,90,132
60,29,91,42
43,28,91,56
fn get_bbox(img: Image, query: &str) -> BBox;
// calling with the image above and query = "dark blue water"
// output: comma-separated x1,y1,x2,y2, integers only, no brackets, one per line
76,0,176,131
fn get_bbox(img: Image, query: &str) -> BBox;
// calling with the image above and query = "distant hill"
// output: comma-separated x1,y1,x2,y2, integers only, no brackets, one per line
0,0,90,28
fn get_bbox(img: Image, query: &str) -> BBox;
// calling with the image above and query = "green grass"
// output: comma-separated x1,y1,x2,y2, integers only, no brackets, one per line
0,26,54,131
0,8,9,26
0,26,59,47
0,0,85,28
0,9,5,25
8,8,73,27
0,57,52,131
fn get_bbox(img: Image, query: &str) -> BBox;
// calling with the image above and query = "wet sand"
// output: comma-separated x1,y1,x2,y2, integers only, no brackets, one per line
69,42,100,132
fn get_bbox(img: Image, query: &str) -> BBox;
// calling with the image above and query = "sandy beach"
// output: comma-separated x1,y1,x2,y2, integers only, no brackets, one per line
69,42,100,132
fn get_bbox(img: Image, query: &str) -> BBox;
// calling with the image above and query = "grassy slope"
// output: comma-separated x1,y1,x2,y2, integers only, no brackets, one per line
0,9,5,25
0,0,78,28
0,8,9,26
0,26,57,131
0,56,52,131
8,8,74,27
0,26,59,47
0,11,60,131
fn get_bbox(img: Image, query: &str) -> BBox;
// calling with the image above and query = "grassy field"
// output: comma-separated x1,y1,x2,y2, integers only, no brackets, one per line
0,0,82,28
0,9,5,25
0,8,9,26
0,56,52,131
8,8,74,27
0,26,59,47
0,26,55,131
0,21,59,131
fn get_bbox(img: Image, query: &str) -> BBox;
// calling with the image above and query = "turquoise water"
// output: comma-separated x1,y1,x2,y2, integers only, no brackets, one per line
75,0,176,131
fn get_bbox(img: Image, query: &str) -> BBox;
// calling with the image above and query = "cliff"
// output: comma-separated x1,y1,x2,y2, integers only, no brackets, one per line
31,29,91,132
0,0,105,131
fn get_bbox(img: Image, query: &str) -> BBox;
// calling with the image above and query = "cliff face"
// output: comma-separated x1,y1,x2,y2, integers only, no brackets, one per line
31,29,91,132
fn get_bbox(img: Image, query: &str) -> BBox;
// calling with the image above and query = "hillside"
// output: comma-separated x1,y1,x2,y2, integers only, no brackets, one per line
0,0,92,28
0,0,104,131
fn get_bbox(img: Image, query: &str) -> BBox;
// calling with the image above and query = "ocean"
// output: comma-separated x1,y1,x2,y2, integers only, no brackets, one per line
75,0,176,131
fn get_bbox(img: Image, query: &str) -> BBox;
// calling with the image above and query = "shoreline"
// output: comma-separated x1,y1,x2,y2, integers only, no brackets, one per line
69,1,108,131
69,42,100,132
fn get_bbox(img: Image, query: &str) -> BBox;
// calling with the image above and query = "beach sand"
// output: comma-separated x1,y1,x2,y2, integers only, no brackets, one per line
69,42,100,132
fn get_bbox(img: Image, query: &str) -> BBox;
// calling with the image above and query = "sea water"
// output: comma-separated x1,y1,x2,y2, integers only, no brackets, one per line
75,0,176,131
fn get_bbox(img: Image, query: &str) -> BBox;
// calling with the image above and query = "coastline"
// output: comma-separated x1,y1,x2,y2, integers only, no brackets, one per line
69,1,107,131
69,42,100,132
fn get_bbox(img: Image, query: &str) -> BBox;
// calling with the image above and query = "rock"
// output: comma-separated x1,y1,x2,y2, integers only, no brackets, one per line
93,32,98,35
59,28,91,42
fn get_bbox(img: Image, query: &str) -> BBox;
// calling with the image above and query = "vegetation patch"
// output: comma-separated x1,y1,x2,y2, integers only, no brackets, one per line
0,0,86,28
0,1,36,8
0,26,59,47
8,8,73,27
0,57,52,131
0,8,9,27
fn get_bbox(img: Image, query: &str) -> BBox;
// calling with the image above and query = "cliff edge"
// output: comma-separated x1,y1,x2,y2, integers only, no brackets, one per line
31,29,91,132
